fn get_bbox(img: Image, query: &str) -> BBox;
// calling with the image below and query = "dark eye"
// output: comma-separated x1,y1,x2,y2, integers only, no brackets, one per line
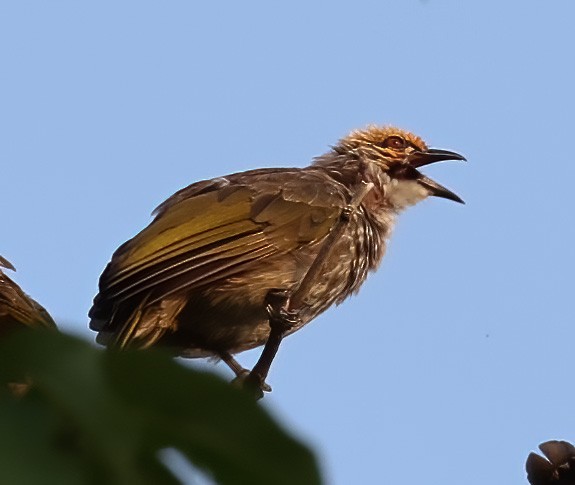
382,136,406,150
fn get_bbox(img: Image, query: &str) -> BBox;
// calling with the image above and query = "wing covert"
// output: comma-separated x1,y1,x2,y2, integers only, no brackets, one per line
91,168,349,322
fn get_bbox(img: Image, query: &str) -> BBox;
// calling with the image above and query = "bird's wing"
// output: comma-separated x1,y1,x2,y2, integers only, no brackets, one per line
91,168,349,322
0,255,15,271
0,266,57,330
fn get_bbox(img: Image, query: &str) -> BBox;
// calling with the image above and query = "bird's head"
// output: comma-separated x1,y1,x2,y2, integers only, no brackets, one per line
333,125,465,209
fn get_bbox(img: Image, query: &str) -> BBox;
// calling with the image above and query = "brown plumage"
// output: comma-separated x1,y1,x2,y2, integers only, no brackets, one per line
527,440,575,485
1,255,57,396
89,125,464,389
0,256,56,337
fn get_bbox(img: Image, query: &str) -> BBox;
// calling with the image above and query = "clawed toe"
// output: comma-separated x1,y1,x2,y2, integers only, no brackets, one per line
265,289,301,332
231,369,272,400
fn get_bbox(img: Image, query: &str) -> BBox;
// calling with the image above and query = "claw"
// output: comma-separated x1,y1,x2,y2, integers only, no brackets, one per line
265,289,301,332
231,370,272,400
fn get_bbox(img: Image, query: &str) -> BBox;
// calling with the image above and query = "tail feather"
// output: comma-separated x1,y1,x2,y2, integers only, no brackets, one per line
90,294,187,350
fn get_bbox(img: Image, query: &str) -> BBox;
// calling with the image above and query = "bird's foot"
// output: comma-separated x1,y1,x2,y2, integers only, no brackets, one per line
232,289,299,400
232,369,272,400
265,289,301,333
340,204,353,222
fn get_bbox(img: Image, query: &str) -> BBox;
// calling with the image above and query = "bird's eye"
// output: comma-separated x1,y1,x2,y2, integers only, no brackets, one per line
382,136,407,150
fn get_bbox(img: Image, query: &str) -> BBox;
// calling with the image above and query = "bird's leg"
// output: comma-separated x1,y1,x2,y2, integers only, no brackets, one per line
219,351,247,376
289,181,374,310
241,182,375,399
240,289,300,398
220,351,272,393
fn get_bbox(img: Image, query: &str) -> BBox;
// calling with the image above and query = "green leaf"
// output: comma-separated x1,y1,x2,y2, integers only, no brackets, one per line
0,330,321,485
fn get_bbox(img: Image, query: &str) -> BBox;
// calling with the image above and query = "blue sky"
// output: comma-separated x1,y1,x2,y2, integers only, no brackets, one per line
2,1,574,484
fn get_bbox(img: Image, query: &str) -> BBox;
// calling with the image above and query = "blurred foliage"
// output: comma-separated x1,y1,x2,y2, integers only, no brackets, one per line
0,329,321,485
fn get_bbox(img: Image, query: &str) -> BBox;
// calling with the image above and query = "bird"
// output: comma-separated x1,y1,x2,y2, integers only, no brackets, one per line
89,125,465,394
1,255,57,396
0,256,57,336
526,440,575,485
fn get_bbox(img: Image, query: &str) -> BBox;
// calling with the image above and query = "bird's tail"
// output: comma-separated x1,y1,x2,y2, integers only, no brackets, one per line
91,294,186,350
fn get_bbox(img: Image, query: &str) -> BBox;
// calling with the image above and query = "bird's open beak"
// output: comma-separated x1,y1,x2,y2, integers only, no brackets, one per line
408,148,466,204
418,175,464,204
408,148,466,168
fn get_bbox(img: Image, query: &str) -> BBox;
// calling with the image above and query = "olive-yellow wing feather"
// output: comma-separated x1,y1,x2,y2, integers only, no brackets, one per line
90,169,349,332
